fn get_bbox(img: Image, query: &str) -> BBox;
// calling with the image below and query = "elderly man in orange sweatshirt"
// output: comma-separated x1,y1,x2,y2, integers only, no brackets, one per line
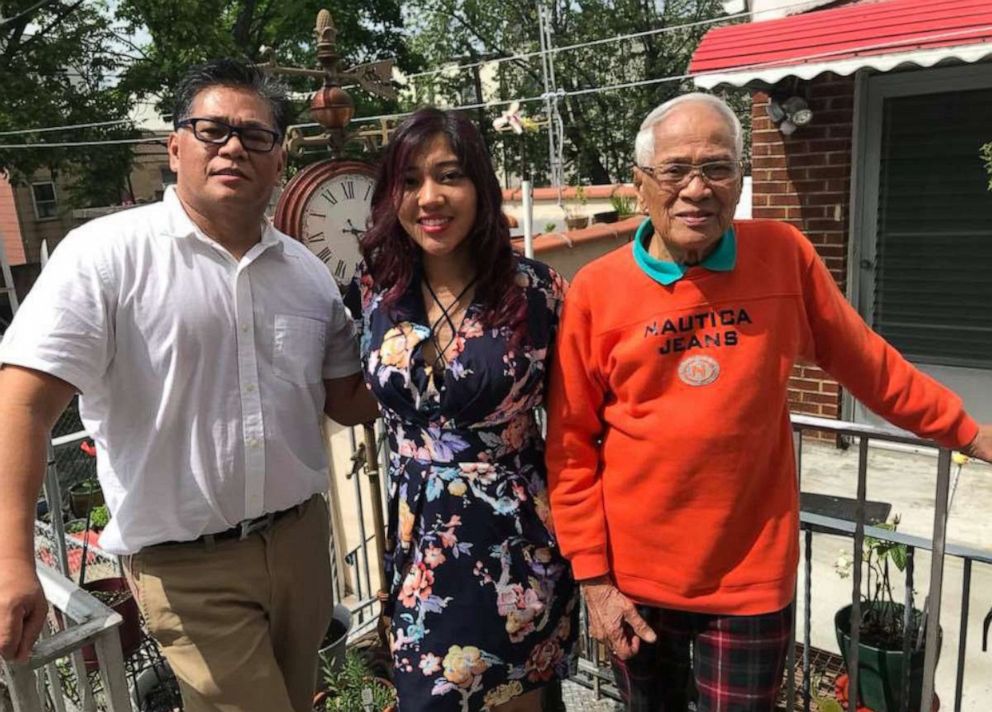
545,93,992,712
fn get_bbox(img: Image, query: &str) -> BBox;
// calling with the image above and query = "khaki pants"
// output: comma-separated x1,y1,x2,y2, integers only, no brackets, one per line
123,495,332,712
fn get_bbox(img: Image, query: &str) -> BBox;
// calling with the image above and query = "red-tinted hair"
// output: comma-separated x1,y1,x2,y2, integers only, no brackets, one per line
360,108,525,335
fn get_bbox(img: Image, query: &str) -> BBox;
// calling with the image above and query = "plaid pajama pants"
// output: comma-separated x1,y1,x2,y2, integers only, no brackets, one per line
610,603,793,712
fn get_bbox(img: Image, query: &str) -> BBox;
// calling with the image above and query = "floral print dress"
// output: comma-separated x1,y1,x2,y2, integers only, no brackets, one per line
356,257,578,712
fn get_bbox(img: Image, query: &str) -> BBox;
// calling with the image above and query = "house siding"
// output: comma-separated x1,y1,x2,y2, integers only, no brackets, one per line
0,176,26,266
751,72,856,419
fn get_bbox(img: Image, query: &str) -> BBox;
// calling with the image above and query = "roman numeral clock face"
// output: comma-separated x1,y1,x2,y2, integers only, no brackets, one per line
302,172,375,284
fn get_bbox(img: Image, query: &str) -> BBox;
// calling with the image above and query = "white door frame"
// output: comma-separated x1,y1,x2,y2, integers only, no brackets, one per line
844,61,992,423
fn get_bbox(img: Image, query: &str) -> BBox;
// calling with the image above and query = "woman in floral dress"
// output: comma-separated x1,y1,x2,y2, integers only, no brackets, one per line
354,108,578,712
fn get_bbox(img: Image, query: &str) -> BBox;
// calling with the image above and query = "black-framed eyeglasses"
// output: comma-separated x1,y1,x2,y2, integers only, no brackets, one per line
176,117,281,153
636,161,741,188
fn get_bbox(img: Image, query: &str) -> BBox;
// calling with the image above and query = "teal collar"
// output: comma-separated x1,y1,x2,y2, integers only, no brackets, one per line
632,218,736,286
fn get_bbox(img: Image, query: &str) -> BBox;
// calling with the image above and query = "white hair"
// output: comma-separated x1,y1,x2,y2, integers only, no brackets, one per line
634,93,743,166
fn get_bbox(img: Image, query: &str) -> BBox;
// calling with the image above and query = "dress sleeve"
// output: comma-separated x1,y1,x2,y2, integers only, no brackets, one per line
544,279,611,580
798,230,978,449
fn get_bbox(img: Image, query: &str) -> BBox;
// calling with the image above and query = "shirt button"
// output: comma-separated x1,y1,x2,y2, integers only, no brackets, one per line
241,323,250,332
245,383,256,393
247,437,260,448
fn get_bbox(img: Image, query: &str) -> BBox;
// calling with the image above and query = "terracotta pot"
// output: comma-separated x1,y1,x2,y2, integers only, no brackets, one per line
79,577,143,671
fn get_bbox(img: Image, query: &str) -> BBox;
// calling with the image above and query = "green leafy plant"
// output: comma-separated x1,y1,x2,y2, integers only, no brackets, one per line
89,505,110,532
610,194,637,217
981,142,992,191
564,184,589,221
71,479,101,494
322,650,396,711
835,515,920,649
65,519,88,534
544,221,557,233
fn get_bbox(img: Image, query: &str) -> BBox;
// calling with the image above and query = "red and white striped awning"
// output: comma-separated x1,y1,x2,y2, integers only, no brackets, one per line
689,0,992,89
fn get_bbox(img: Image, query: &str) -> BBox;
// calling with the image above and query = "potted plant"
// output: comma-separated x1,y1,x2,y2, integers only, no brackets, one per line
68,478,104,518
610,193,638,220
317,649,396,711
833,516,940,712
563,185,589,230
72,577,144,672
318,604,352,675
592,209,618,224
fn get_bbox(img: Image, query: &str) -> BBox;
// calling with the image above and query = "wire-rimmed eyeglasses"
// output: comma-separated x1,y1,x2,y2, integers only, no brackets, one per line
176,118,281,153
635,161,741,189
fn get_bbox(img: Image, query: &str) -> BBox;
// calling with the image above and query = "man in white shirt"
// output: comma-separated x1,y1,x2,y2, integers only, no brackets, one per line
0,59,378,712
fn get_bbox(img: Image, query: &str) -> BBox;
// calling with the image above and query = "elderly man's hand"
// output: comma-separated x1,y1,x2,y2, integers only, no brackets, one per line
965,424,992,463
0,559,47,662
580,576,656,660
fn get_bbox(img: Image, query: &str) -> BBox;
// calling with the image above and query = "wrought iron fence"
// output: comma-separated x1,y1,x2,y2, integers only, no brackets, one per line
11,412,990,711
334,415,992,710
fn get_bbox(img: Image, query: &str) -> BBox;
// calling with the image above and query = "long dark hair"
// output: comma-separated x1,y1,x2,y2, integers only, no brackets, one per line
360,108,524,334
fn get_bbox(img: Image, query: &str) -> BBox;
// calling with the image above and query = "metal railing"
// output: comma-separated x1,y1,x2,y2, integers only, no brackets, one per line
786,415,991,712
17,413,990,711
1,565,131,712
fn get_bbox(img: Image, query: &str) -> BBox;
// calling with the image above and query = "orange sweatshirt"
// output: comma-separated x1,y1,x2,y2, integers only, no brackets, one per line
545,219,978,615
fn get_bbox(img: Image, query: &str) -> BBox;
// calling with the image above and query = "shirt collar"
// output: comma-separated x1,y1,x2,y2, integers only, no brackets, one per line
632,217,736,286
162,185,283,254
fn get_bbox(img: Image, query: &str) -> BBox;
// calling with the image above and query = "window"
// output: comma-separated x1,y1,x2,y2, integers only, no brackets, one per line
31,182,57,220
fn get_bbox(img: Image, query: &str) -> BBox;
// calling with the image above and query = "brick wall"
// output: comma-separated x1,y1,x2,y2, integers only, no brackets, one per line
750,72,856,419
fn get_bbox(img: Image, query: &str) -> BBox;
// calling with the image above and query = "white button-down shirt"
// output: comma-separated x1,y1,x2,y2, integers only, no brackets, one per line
0,187,360,554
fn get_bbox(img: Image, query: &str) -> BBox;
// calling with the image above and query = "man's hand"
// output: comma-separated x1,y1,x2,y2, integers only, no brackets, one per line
580,576,656,660
965,425,992,463
0,558,48,662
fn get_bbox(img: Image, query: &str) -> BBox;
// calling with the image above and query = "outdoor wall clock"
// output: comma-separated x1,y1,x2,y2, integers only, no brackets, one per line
274,159,375,287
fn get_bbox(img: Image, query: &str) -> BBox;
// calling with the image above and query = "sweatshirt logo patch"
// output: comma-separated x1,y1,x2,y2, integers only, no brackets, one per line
678,355,720,386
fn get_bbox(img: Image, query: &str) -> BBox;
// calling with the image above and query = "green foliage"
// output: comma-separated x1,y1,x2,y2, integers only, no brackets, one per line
406,0,748,185
543,221,556,233
981,142,992,191
0,0,136,207
64,519,87,534
610,194,636,216
322,651,396,711
835,516,920,649
113,0,419,129
89,505,110,531
71,478,101,494
1,1,422,209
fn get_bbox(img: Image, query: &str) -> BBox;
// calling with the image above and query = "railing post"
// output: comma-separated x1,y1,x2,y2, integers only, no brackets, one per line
93,629,132,711
847,436,870,706
921,448,952,710
900,547,915,712
954,559,972,712
787,427,803,711
2,662,43,712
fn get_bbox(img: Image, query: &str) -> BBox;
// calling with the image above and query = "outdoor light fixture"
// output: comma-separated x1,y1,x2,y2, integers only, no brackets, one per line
766,93,814,135
781,96,813,126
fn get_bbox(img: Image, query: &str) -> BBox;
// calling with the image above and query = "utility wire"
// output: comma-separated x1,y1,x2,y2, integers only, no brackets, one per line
0,118,134,137
346,23,992,124
0,0,831,141
5,22,989,149
401,0,831,81
0,137,165,149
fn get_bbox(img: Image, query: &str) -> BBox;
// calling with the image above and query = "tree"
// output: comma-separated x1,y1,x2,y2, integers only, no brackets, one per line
405,0,748,186
0,0,137,207
114,0,419,132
